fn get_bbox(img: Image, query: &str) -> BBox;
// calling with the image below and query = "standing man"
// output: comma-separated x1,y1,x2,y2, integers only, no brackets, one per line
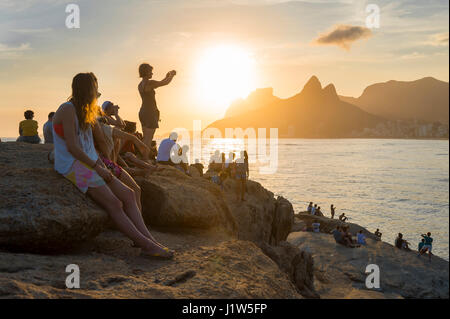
330,204,336,219
43,112,55,144
311,204,317,215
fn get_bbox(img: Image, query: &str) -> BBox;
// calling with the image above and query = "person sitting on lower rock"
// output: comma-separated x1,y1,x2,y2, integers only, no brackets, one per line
312,221,320,233
339,212,348,222
374,228,382,239
357,230,367,245
17,110,41,144
395,233,411,251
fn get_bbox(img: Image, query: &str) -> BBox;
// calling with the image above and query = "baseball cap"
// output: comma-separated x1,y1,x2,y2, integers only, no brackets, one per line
102,101,113,112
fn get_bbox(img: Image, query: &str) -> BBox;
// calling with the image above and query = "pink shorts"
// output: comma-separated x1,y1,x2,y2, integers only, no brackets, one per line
101,157,123,178
64,160,106,193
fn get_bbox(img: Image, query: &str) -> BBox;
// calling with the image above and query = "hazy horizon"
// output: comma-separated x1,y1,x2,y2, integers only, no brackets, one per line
1,0,449,137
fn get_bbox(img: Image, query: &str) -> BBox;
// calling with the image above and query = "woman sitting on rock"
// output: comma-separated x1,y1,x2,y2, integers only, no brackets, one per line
52,72,173,259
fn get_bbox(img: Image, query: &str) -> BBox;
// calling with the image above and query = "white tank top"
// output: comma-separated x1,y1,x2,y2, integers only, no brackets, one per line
53,102,99,175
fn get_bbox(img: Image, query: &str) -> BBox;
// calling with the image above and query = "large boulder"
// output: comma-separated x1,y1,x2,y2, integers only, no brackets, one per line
0,143,109,253
139,168,294,245
139,166,238,235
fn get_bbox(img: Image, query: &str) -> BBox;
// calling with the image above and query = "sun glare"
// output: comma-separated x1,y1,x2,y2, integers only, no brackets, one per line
196,45,256,112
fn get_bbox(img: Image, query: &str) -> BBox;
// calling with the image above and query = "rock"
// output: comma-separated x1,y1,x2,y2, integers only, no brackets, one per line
0,143,109,253
288,231,449,299
139,167,294,245
261,241,318,298
139,166,237,235
0,230,302,299
294,211,379,241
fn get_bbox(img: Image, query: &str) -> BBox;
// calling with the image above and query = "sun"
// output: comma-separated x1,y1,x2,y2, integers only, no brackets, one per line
196,45,256,112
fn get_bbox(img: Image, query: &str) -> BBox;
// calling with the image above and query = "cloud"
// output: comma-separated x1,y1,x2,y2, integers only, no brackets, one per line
0,43,31,59
430,32,449,46
312,24,372,50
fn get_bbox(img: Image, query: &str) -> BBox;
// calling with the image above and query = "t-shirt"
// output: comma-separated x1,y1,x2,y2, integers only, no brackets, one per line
357,233,366,244
156,138,176,162
423,236,433,246
20,120,38,136
311,207,316,215
332,229,343,242
43,121,53,144
418,242,425,251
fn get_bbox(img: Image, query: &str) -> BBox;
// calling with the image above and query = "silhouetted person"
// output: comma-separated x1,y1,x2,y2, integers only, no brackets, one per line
339,212,348,222
17,110,41,144
307,202,313,213
395,233,411,251
311,204,317,215
43,112,55,144
330,204,336,219
138,63,176,149
374,228,382,239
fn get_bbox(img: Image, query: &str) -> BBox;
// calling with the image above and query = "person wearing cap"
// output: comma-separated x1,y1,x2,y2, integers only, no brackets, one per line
156,132,178,166
101,101,125,129
17,110,41,144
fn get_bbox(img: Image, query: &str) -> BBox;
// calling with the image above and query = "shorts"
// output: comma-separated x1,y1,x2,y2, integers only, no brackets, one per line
64,160,106,193
17,135,41,144
101,157,123,178
423,244,432,252
139,108,160,129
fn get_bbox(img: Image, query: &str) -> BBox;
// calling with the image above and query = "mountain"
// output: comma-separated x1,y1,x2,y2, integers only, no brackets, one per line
340,77,449,124
225,88,280,118
206,76,384,138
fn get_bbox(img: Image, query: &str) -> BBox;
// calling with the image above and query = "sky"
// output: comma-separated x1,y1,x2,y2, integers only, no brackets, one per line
0,0,448,137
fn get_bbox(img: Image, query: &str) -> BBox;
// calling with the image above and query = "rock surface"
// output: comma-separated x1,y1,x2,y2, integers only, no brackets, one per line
288,231,449,299
0,229,301,298
0,143,108,253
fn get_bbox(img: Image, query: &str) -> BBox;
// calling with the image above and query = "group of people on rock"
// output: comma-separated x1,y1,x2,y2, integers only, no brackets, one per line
208,150,250,201
307,202,348,221
395,232,434,262
13,64,254,260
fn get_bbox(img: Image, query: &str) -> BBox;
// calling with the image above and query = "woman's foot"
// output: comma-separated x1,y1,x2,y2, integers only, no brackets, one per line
141,245,174,259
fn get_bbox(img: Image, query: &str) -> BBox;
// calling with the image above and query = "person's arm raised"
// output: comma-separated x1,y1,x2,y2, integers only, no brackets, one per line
144,71,176,91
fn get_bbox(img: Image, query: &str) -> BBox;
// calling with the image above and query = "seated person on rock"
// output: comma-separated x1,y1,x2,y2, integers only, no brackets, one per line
17,110,41,144
339,213,348,222
307,202,313,214
357,230,367,245
395,233,411,251
374,228,382,239
156,132,178,166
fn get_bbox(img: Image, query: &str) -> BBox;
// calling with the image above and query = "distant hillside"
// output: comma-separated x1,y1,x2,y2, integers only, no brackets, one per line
340,77,449,124
207,76,384,138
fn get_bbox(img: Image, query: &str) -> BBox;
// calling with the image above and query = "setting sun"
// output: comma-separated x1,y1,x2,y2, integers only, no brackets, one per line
196,45,256,112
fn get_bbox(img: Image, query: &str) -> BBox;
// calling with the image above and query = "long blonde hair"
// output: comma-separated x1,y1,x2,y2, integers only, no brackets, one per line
70,72,99,131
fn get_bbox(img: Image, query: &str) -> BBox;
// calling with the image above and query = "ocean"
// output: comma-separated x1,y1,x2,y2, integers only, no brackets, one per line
3,137,449,260
200,138,449,261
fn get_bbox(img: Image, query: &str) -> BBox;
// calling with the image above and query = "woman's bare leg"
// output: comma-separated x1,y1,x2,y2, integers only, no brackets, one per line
119,170,142,211
142,127,156,150
107,177,168,250
87,184,170,256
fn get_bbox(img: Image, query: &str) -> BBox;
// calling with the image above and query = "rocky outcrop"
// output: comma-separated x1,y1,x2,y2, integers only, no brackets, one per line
0,143,108,253
261,241,318,298
288,231,449,299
